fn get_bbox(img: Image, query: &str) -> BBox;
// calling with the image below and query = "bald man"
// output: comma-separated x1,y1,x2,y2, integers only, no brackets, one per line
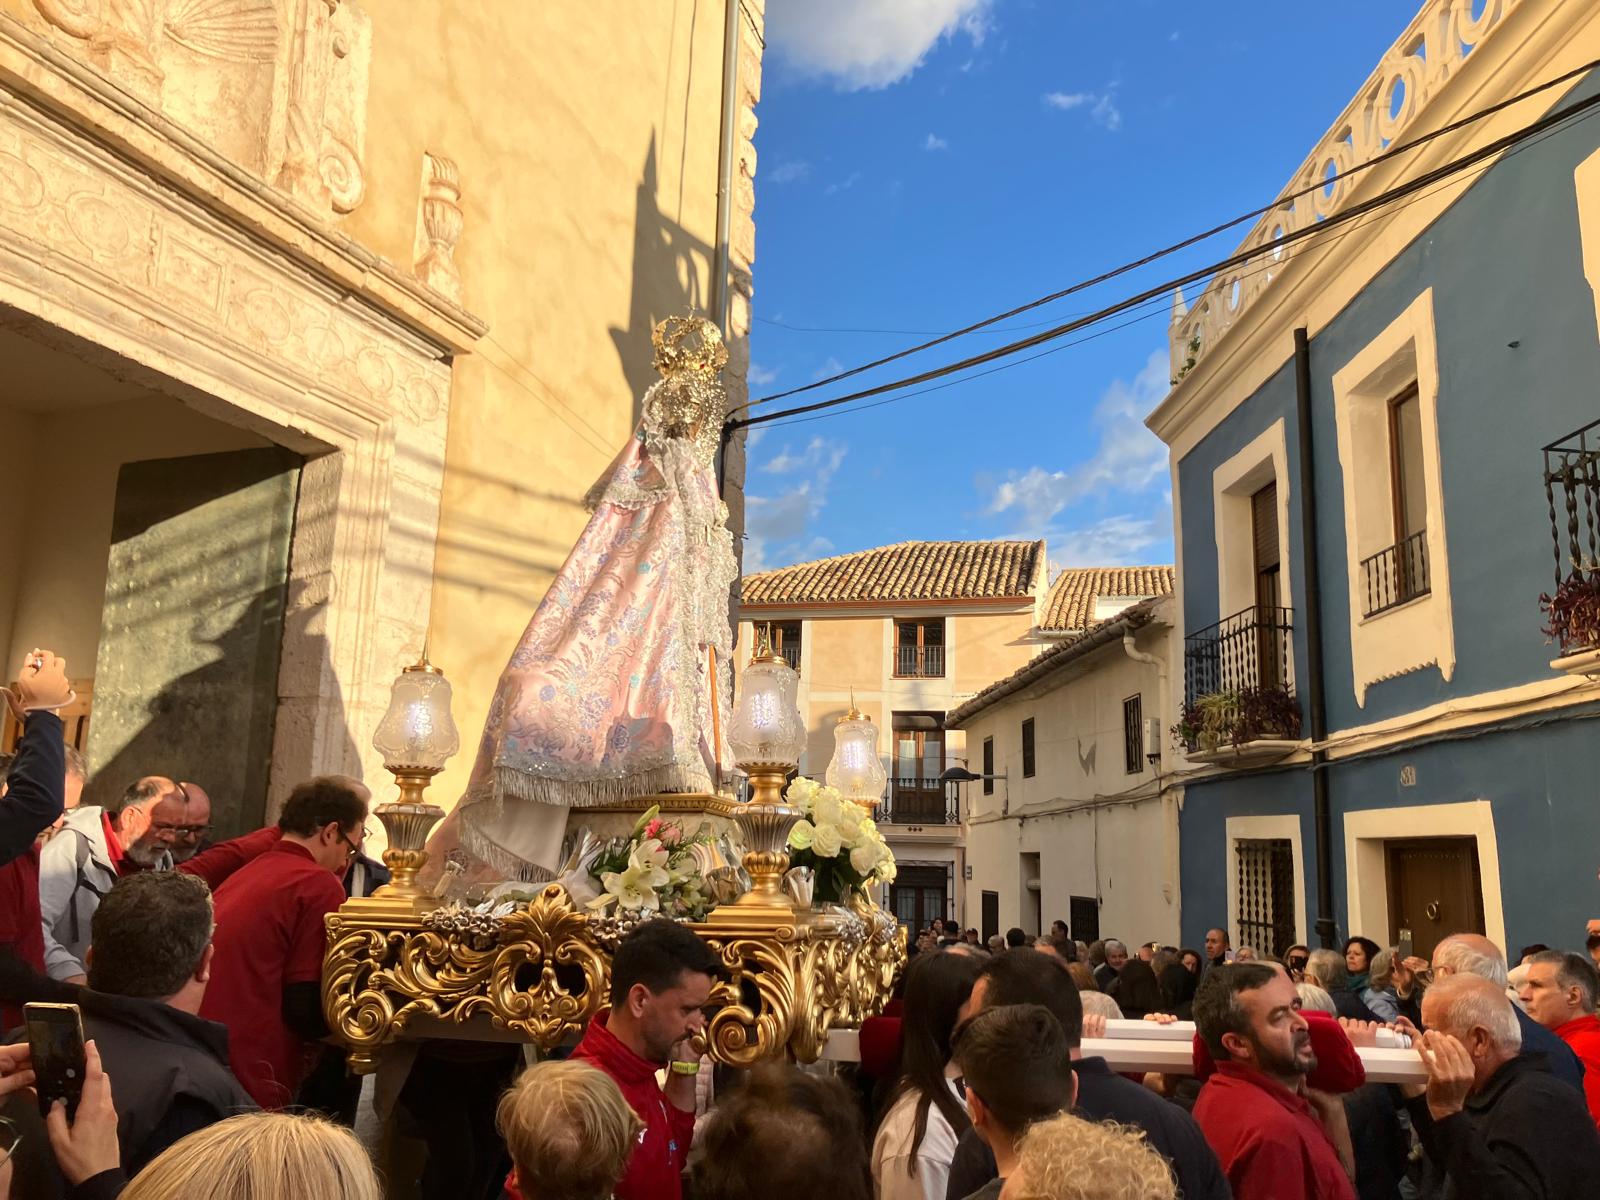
1403,974,1599,1196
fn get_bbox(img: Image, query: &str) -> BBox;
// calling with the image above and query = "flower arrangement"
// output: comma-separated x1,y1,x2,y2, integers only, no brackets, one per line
1540,568,1600,655
587,806,725,921
1172,685,1301,752
784,777,897,905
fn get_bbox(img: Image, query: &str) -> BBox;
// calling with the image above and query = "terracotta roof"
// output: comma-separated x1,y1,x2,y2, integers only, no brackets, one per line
741,540,1045,607
1041,565,1174,632
947,598,1163,729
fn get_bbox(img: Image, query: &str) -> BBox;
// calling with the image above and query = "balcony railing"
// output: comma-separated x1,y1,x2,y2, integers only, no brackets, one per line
884,777,959,825
1544,418,1600,587
1360,530,1430,617
894,645,945,678
778,643,801,672
1185,606,1294,704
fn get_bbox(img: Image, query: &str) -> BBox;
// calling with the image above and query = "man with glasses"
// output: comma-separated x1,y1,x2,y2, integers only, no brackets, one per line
154,782,213,865
199,775,370,1109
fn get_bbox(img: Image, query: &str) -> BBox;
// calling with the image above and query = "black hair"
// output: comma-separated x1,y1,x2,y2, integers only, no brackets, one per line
881,949,981,1175
1004,927,1027,948
952,1004,1074,1135
1519,943,1551,962
1193,962,1279,1059
975,948,1083,1045
1111,958,1164,1019
1342,936,1381,970
610,918,722,1006
89,871,214,999
277,775,367,837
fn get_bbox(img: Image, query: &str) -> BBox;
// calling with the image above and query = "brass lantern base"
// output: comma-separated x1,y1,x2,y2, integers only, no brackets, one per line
707,761,803,924
345,766,446,920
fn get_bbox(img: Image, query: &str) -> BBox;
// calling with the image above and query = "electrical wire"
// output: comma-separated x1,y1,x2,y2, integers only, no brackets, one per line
727,87,1600,433
749,100,1593,434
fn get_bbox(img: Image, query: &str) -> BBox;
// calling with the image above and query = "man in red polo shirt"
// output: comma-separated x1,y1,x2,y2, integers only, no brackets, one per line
200,775,369,1108
1192,961,1357,1200
565,918,721,1200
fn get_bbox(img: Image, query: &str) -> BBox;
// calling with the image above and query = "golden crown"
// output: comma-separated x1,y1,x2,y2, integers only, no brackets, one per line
652,314,729,377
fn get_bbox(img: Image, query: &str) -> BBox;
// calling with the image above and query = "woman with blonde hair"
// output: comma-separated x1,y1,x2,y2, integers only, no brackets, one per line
497,1059,643,1200
1001,1113,1176,1200
120,1111,380,1200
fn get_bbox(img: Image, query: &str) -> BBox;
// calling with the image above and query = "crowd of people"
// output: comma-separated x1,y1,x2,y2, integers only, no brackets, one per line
5,647,1600,1198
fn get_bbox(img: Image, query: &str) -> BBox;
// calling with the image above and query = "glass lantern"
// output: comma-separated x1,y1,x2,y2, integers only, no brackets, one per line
373,660,461,773
728,659,806,768
826,701,887,809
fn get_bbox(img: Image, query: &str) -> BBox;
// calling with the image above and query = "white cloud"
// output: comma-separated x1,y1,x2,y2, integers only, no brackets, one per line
745,426,767,449
1043,91,1093,110
748,362,780,387
768,160,811,184
1043,88,1123,131
924,132,949,151
812,356,844,381
825,172,862,195
744,438,849,572
987,349,1170,529
767,0,992,91
1050,514,1166,567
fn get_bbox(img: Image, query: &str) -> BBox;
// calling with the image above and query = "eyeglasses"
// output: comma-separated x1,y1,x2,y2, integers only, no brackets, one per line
338,825,374,860
0,1115,21,1169
153,822,212,839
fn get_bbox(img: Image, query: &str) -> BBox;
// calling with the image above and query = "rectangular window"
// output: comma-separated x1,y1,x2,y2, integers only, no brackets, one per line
1123,694,1143,775
771,621,802,672
1251,482,1283,689
891,713,947,823
1021,717,1036,779
894,619,946,678
982,737,995,795
1235,838,1297,958
1389,385,1426,542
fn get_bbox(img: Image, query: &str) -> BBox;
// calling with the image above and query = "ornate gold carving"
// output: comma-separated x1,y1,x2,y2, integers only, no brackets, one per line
322,883,904,1074
413,151,462,301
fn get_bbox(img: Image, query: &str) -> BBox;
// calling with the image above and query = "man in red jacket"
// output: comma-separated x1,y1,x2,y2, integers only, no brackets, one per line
1192,961,1358,1200
1519,949,1600,1128
570,918,722,1200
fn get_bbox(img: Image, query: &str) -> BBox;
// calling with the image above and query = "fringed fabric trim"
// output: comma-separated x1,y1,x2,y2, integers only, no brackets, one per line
490,763,713,809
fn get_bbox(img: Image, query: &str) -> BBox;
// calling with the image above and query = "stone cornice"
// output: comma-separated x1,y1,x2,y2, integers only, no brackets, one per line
0,13,487,356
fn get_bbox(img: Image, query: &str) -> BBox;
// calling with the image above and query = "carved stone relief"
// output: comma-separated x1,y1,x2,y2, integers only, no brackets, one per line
27,0,370,220
412,151,461,301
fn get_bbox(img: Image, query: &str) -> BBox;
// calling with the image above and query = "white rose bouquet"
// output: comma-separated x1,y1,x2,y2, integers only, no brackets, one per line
784,777,897,904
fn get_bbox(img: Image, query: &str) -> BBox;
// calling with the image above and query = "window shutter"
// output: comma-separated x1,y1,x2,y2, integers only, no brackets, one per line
1252,482,1280,571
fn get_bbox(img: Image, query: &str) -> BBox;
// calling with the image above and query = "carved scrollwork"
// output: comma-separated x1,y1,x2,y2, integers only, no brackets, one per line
323,887,903,1073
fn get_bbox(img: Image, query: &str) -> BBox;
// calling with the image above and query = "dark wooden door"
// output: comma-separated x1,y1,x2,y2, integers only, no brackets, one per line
1071,895,1100,945
1385,837,1485,960
891,865,948,935
981,891,1000,943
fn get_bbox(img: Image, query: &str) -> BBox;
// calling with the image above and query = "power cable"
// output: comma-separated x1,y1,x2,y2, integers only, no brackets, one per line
737,58,1600,413
727,87,1600,433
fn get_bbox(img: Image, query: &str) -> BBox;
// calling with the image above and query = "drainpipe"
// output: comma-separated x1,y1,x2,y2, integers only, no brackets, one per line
1124,629,1179,911
1294,327,1337,950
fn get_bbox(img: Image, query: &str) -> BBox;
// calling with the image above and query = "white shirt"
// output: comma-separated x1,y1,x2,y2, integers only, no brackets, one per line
871,1069,966,1200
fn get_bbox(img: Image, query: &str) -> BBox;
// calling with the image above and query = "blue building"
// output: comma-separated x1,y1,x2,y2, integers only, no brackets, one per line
1148,0,1600,961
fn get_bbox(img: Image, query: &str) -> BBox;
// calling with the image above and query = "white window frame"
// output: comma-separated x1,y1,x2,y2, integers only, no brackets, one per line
1224,814,1306,952
1331,288,1454,706
1342,800,1505,956
1210,419,1296,693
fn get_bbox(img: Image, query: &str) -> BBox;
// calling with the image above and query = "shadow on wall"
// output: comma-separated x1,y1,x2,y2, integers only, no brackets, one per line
609,135,714,429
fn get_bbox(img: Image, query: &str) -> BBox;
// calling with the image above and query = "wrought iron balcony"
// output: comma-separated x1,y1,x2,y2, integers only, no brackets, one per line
778,643,801,672
894,645,945,678
1543,418,1600,588
1360,530,1430,618
883,777,960,825
1184,606,1294,703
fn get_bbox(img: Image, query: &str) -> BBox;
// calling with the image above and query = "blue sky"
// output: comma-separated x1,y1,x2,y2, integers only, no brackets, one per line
743,0,1408,574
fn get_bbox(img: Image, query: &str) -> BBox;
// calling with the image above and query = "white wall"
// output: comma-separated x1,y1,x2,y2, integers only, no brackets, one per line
960,606,1181,945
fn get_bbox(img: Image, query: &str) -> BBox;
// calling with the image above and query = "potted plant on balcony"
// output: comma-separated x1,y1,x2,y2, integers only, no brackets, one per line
1541,568,1600,675
1174,686,1302,765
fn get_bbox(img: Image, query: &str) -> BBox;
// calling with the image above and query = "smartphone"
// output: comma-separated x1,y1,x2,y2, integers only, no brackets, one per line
1398,928,1414,962
24,1002,86,1121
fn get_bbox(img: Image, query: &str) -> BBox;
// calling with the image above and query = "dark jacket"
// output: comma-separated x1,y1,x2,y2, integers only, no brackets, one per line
1405,1052,1600,1200
1398,988,1584,1094
0,711,64,865
1327,985,1383,1023
945,1056,1232,1200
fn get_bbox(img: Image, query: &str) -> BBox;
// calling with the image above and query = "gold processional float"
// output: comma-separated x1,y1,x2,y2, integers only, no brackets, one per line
320,318,906,1073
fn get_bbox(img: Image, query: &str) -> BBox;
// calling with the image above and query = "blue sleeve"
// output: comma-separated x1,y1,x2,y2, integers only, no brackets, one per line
0,712,64,867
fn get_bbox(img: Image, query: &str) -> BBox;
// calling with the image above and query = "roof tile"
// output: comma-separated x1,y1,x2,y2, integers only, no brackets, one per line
1041,565,1175,632
741,540,1045,606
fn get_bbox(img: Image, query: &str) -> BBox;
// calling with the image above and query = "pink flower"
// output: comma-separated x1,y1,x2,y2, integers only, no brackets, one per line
660,825,683,848
643,818,662,840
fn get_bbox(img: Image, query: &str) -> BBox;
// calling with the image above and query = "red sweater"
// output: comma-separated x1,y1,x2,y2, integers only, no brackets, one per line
1194,1062,1357,1200
1554,1013,1600,1130
570,1011,694,1200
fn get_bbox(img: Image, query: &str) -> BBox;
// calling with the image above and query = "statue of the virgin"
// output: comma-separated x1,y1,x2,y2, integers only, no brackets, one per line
427,316,739,882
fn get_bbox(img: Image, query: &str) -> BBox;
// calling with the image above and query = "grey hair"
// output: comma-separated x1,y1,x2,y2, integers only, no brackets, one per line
1528,950,1599,1013
1103,939,1127,955
1296,983,1338,1015
1435,936,1508,987
1079,990,1124,1020
1368,948,1397,991
64,746,87,782
1431,978,1522,1050
1305,948,1348,991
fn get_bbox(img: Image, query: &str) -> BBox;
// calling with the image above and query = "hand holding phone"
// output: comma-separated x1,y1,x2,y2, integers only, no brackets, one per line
24,1003,86,1121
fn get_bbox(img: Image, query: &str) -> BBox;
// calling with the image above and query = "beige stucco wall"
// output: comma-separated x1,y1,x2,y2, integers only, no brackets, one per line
952,610,1038,694
0,395,269,674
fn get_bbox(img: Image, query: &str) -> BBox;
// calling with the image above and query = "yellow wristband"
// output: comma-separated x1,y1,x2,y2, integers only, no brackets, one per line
669,1060,701,1076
